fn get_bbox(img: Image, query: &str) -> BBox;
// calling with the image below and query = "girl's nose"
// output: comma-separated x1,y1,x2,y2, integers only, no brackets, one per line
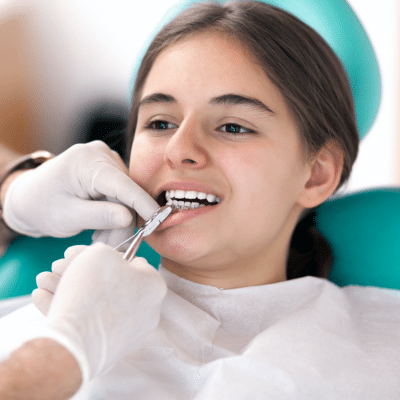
164,119,208,170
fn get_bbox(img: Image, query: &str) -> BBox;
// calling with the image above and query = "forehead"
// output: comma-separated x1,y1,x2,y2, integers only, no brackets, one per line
141,32,287,110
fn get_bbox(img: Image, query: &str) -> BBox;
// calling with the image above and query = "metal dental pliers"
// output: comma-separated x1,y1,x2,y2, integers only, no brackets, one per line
114,205,173,262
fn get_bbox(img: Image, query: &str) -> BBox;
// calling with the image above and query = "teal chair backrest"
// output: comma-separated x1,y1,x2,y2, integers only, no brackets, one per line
316,188,400,289
0,230,159,300
0,188,399,300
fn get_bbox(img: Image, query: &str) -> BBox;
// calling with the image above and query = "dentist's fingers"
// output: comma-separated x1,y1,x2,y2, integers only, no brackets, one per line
92,223,136,249
64,245,90,259
33,245,89,316
91,167,159,220
32,288,53,316
60,199,134,234
51,245,88,276
36,271,60,294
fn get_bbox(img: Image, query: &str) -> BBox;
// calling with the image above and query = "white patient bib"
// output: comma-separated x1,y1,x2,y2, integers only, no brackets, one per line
73,267,400,399
0,266,399,399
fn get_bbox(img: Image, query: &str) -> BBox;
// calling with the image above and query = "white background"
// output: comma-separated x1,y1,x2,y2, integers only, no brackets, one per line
342,0,400,194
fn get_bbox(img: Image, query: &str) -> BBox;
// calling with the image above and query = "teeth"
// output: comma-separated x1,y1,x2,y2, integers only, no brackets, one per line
185,191,197,200
164,190,221,211
167,199,179,208
165,190,220,201
175,190,185,199
206,194,216,203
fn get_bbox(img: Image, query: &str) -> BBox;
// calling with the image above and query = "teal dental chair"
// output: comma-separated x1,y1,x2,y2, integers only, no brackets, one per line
1,0,398,300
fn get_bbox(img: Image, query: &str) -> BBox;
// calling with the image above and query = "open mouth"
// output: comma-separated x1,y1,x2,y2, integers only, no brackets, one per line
157,190,221,211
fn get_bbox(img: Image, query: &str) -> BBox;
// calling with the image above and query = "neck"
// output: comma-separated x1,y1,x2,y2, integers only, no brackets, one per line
161,248,288,289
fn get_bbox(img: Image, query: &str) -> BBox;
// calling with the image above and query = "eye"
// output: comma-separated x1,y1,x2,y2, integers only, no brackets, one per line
218,123,255,135
145,120,178,131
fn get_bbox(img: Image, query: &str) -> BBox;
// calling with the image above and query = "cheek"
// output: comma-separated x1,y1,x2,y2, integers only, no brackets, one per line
128,136,164,188
218,147,273,222
223,143,301,213
221,144,278,194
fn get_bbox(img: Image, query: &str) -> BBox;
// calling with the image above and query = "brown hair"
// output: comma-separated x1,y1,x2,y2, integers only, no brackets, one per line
127,0,360,279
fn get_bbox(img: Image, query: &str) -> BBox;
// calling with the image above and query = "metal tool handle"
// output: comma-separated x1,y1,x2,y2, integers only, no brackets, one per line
116,205,173,262
122,230,145,262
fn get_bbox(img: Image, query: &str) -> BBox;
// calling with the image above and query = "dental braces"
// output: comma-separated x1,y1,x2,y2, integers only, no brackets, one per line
167,199,207,211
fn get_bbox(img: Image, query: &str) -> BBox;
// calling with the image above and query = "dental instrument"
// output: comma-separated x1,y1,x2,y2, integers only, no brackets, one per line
115,205,173,262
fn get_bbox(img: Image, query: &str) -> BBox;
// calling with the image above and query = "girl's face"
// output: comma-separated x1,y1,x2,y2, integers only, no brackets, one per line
129,32,314,288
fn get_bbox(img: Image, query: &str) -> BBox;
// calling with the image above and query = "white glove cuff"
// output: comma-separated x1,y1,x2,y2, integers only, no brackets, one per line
2,170,44,237
46,320,91,384
21,322,91,385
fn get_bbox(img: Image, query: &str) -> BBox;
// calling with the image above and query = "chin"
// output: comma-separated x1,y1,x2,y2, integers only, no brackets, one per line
147,230,214,266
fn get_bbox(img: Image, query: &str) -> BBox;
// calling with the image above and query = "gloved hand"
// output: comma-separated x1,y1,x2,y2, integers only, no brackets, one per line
32,242,167,383
33,245,87,316
2,141,159,241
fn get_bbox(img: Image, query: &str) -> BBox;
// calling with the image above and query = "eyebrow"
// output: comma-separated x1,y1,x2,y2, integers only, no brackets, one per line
138,93,176,108
138,92,275,115
209,94,275,115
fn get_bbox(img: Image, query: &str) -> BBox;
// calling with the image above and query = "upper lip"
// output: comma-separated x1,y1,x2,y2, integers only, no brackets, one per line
154,180,222,200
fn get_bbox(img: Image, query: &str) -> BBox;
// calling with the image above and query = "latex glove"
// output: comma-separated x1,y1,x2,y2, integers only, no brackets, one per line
2,141,159,238
33,245,87,316
33,242,167,383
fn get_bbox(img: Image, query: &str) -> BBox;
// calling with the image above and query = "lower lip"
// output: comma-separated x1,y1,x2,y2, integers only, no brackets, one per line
157,204,219,230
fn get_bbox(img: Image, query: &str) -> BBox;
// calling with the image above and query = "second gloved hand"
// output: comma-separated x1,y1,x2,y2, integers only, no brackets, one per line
33,242,167,383
2,141,159,238
33,245,87,316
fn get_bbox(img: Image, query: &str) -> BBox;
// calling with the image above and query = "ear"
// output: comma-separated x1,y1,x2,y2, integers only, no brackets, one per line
297,140,344,209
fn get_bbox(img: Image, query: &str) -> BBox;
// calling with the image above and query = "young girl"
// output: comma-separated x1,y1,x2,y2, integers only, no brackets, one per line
1,1,399,399
127,0,358,287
